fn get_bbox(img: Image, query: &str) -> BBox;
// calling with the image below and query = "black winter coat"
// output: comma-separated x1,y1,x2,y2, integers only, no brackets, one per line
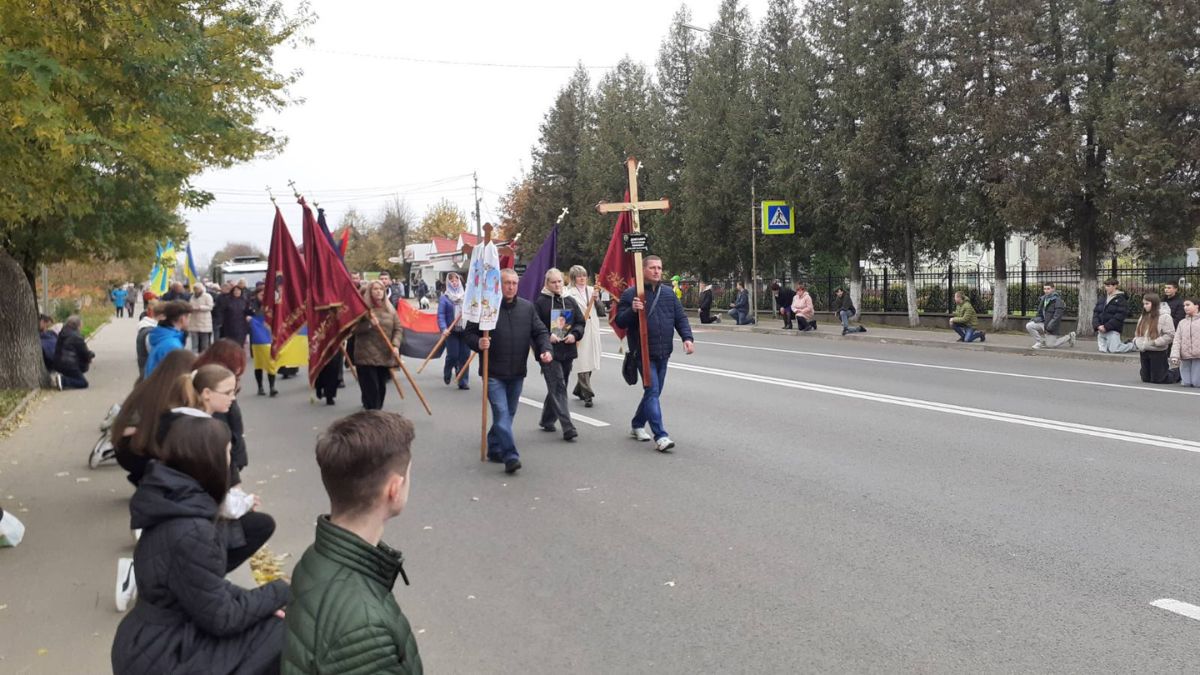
219,295,251,345
465,296,551,379
1092,292,1130,333
831,294,856,316
775,287,796,310
615,283,694,360
53,326,93,373
111,461,289,675
1166,295,1185,327
214,401,247,485
533,291,585,362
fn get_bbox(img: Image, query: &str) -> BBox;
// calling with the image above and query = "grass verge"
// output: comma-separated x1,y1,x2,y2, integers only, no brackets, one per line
0,389,31,421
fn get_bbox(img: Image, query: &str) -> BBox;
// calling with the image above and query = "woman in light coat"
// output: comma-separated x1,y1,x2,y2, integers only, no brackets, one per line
1132,293,1176,384
564,265,603,408
188,284,214,353
1169,298,1200,387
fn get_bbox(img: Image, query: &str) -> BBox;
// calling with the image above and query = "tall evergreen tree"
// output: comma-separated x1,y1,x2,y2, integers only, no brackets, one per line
652,5,699,273
679,0,757,281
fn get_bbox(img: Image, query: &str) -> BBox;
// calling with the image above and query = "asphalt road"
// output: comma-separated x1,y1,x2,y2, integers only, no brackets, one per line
3,318,1200,673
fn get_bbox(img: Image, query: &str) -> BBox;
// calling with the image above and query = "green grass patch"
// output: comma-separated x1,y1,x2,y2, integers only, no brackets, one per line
0,389,31,421
79,303,115,338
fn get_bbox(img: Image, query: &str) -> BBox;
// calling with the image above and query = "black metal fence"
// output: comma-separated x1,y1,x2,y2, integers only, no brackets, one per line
682,265,1200,318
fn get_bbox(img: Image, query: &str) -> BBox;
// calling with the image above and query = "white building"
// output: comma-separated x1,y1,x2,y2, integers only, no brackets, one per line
949,235,1039,271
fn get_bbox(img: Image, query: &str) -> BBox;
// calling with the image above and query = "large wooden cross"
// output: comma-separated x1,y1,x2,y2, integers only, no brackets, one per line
596,156,671,387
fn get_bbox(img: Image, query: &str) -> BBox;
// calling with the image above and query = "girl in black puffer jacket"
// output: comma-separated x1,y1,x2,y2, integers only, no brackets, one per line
111,415,289,675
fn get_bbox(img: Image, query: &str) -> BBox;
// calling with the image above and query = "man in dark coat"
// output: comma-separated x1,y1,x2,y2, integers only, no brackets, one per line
1026,282,1074,350
219,286,251,346
38,314,57,371
533,268,585,441
771,281,796,329
53,315,94,389
615,255,695,453
1093,278,1131,353
1164,282,1186,327
465,269,552,474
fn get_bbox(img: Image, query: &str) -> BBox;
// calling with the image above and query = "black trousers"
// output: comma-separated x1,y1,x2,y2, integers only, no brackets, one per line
1140,350,1175,384
359,365,391,410
540,359,576,433
226,511,275,573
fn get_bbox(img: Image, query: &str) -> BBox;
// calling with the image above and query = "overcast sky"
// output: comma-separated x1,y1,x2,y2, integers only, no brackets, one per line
184,0,770,263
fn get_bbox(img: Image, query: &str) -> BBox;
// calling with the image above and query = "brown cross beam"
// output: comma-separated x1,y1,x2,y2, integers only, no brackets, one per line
595,156,671,388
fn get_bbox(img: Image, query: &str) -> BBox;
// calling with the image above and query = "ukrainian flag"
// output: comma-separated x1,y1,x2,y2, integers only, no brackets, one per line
149,241,173,294
183,242,200,288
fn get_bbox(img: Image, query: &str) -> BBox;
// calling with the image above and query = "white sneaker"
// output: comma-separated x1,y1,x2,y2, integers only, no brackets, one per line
1068,332,1077,347
631,428,652,442
132,528,142,542
115,558,137,612
655,436,676,453
52,372,62,390
1031,343,1043,350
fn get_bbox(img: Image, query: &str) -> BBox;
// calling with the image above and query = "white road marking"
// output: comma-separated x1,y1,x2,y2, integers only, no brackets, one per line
600,354,1200,454
1151,599,1200,621
517,397,610,427
694,339,1200,397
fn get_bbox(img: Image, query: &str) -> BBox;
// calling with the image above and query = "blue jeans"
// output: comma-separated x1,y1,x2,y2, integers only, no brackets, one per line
952,324,983,342
632,357,670,440
839,310,852,330
486,377,524,462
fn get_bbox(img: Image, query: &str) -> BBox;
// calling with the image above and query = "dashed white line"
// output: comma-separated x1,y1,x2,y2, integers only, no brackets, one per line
1152,599,1200,621
517,397,610,427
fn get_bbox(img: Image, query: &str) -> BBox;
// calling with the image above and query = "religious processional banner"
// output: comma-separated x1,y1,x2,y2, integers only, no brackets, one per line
463,240,501,331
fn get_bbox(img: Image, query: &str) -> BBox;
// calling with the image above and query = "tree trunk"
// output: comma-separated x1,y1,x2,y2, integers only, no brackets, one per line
903,231,919,327
992,236,1008,331
1077,220,1099,337
0,248,46,389
848,247,862,313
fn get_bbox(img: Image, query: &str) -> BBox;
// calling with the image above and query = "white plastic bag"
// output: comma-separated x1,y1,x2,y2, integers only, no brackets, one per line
0,509,26,548
219,488,255,520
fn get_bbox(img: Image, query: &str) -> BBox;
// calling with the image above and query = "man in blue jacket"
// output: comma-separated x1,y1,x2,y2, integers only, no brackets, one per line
143,301,192,376
615,255,695,453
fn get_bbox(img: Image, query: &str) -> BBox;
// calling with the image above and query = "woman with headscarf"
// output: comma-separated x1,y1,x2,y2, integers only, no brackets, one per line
437,272,470,390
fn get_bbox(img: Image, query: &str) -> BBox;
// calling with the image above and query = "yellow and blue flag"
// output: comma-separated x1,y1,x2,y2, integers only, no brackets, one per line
183,242,200,288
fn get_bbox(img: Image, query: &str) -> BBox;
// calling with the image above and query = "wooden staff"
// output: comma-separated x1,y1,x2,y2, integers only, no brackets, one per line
339,344,359,382
455,351,476,384
582,283,601,321
369,314,432,415
480,330,489,462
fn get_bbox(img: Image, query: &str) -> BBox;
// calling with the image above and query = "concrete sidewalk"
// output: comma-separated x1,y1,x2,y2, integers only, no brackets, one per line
695,314,1138,363
0,315,146,673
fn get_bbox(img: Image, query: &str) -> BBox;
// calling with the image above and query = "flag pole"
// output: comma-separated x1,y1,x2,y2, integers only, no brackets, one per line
479,223,495,462
417,313,456,373
455,351,475,384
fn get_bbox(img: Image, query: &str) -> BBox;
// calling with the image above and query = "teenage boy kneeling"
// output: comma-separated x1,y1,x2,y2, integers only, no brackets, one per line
283,411,423,674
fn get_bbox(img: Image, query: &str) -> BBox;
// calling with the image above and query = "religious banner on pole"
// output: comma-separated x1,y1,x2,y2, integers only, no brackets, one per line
516,224,557,303
301,198,369,388
597,191,635,340
463,238,502,331
264,206,307,359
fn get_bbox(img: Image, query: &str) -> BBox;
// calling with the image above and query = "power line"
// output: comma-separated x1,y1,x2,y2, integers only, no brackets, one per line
195,173,474,197
304,47,615,71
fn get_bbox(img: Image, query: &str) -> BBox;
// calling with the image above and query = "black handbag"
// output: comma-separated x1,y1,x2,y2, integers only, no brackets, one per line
622,351,640,385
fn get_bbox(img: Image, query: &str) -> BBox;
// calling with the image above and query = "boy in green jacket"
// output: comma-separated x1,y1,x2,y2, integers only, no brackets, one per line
283,411,422,674
948,291,986,343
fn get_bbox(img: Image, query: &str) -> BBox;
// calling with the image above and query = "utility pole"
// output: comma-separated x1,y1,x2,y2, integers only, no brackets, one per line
473,171,482,237
750,184,758,324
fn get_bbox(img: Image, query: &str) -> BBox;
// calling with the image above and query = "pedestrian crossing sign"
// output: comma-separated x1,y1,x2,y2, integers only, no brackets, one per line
761,201,794,235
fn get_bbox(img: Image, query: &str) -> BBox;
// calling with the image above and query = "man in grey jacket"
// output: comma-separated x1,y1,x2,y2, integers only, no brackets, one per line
1026,283,1076,350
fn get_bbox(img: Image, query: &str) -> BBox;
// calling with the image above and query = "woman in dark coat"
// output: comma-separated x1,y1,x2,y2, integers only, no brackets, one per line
111,416,289,675
218,286,251,347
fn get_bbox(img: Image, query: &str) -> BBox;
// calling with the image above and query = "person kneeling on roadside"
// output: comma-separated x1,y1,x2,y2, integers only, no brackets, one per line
791,283,817,331
1131,293,1177,384
728,282,754,325
831,288,866,335
53,315,95,389
110,415,289,675
949,292,985,343
1026,283,1075,349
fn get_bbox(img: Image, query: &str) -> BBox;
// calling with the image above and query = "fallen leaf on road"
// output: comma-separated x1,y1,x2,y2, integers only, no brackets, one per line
37,648,48,656
663,581,676,587
0,604,7,611
256,480,267,485
54,471,69,477
422,525,433,530
575,487,592,492
271,474,279,479
467,595,476,600
75,477,90,483
533,497,540,501
470,497,479,501
417,629,426,634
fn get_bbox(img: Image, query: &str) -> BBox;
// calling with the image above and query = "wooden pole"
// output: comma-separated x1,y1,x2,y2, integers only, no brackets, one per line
455,351,475,384
417,329,452,374
340,344,359,382
582,283,600,321
368,316,433,415
625,157,653,389
480,330,489,462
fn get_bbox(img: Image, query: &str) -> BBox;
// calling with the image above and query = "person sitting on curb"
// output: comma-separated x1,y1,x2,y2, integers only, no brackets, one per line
791,283,816,332
698,283,720,324
1025,283,1074,350
1092,278,1132,353
949,292,985,342
1132,293,1177,384
831,288,866,335
1170,298,1200,387
144,301,192,377
728,282,754,325
53,315,95,389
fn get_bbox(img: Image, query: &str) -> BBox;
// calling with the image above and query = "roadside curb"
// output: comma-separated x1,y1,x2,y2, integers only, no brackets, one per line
695,322,1137,364
0,389,40,433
